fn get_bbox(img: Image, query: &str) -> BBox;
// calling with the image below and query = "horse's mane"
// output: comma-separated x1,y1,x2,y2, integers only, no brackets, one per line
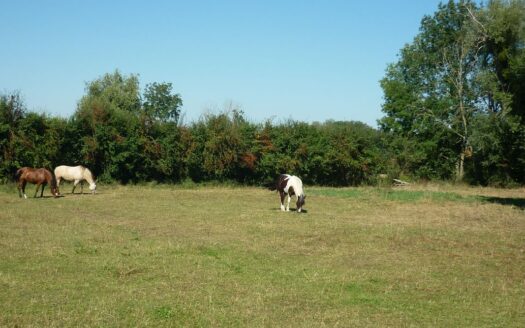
82,166,95,182
50,171,58,189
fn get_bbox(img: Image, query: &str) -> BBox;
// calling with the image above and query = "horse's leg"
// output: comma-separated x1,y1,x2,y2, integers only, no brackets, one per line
34,184,40,198
41,184,46,197
80,181,84,194
21,181,27,199
17,180,23,198
286,194,291,212
72,180,78,194
280,191,286,211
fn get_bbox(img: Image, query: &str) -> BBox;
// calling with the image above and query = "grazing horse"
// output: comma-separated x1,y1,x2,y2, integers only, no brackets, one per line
275,174,306,212
54,165,97,194
16,167,59,198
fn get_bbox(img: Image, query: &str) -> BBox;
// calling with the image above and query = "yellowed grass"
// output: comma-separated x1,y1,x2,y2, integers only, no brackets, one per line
0,184,524,326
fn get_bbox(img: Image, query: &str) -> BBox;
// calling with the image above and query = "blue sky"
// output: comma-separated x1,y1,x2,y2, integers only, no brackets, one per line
1,1,447,127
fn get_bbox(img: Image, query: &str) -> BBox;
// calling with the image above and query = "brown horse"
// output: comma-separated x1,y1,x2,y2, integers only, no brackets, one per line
15,167,59,198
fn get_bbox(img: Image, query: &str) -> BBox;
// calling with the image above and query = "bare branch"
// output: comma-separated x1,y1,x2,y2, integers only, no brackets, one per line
466,5,487,36
416,107,466,140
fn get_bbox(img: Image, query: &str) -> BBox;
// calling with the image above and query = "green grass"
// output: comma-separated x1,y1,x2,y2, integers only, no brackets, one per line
1,184,524,327
309,187,479,203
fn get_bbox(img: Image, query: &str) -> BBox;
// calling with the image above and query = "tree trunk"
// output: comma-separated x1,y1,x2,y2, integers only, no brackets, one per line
456,151,465,182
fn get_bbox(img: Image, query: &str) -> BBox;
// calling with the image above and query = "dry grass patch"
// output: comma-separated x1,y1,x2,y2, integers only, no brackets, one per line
0,184,524,326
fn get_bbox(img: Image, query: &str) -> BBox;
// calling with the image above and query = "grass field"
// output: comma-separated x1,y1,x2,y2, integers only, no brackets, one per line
1,183,524,327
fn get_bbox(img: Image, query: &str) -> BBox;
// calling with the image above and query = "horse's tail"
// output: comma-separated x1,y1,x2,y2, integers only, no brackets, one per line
267,174,290,191
264,175,282,191
14,168,24,181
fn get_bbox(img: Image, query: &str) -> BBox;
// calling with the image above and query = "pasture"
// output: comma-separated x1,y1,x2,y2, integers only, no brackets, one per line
0,184,524,327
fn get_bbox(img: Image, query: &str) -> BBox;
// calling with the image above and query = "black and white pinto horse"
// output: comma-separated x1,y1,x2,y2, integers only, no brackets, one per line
275,174,306,212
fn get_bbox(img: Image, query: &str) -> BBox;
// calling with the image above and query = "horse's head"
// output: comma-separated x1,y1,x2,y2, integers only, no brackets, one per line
89,182,97,194
296,194,306,213
49,181,60,197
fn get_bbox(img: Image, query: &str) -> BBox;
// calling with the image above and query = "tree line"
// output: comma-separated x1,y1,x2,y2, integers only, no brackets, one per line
1,0,524,187
0,78,386,186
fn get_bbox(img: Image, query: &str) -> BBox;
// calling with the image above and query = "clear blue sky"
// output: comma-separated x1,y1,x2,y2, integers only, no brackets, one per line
1,0,448,127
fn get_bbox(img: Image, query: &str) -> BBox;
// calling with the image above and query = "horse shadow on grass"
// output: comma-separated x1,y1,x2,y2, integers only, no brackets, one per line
480,196,525,210
67,192,99,196
30,195,64,199
271,208,308,214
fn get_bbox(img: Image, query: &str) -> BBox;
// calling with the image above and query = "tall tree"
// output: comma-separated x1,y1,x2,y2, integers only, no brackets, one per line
143,82,183,123
380,0,525,185
474,0,525,118
467,0,525,184
75,70,142,182
380,0,483,181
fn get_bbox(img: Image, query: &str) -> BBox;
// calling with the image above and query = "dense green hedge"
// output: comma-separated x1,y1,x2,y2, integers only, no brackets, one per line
0,82,387,186
2,72,524,187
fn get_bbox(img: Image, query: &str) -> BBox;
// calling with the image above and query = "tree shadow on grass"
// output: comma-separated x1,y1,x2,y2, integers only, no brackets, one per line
480,196,525,210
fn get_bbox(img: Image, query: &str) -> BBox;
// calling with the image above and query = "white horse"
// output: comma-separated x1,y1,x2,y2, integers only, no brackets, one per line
276,174,306,212
54,165,97,194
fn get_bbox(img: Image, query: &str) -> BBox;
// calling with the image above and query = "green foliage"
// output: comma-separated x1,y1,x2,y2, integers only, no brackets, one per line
3,0,525,189
143,82,182,123
0,84,390,186
478,0,525,117
0,92,25,181
468,113,525,186
0,93,69,181
190,110,249,181
380,0,525,185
